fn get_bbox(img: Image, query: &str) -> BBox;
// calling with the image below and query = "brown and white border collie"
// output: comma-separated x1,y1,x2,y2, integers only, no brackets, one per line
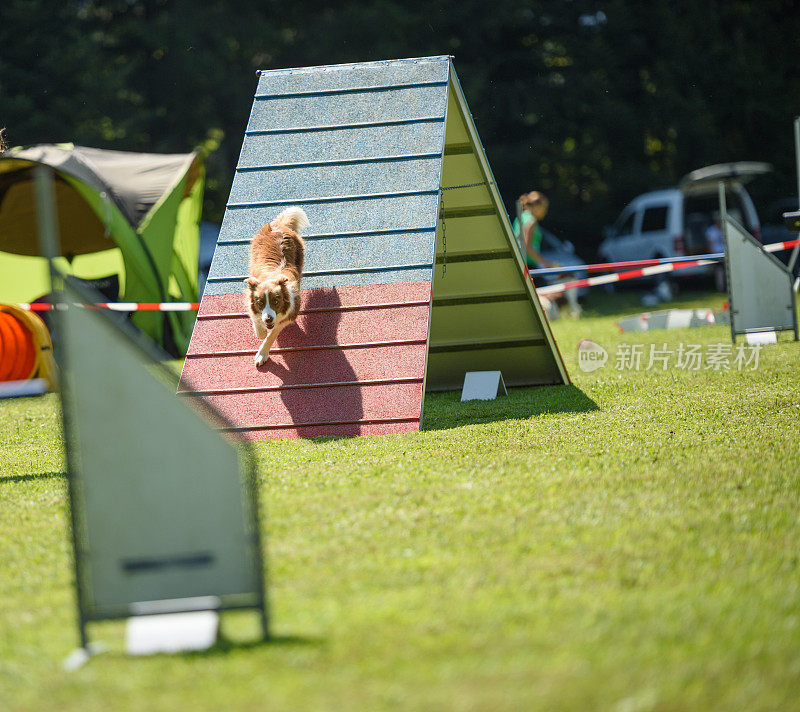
244,207,309,366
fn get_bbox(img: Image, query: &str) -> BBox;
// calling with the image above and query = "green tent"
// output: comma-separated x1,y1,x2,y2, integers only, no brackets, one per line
0,144,204,353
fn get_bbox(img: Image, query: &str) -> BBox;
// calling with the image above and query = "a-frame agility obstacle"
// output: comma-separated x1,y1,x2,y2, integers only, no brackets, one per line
179,56,569,439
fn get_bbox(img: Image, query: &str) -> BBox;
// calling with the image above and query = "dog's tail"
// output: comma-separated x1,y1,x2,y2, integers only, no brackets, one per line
274,206,310,234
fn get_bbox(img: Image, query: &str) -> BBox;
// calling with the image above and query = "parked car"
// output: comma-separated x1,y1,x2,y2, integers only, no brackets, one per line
535,226,589,296
598,162,770,279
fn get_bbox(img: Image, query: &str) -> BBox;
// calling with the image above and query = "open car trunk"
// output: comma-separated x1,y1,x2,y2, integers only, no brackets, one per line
683,189,757,254
680,162,770,254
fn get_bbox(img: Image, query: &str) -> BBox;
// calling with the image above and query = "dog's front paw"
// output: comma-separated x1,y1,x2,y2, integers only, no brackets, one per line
254,351,269,367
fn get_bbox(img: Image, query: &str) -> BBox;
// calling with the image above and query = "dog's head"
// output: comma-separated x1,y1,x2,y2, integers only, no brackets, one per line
245,275,289,329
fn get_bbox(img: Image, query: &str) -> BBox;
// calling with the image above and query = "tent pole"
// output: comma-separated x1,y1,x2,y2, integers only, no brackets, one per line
34,166,92,652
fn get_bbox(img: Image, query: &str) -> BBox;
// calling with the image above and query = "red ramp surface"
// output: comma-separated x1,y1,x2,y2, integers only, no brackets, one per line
180,282,430,439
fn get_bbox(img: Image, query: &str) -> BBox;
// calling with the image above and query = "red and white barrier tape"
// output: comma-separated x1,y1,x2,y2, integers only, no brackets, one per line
536,258,717,296
762,236,800,253
10,237,800,308
17,302,200,312
529,236,800,277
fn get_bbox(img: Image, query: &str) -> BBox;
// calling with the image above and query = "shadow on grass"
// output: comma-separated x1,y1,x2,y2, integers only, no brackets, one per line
293,385,599,443
421,383,599,432
187,632,324,658
0,471,65,485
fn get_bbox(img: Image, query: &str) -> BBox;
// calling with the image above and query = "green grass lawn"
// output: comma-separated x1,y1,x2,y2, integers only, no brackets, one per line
2,289,800,712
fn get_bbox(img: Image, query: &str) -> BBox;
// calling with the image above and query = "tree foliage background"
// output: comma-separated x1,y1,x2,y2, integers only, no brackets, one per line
2,0,798,254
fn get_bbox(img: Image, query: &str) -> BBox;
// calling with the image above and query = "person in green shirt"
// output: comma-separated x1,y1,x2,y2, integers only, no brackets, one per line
513,190,582,318
512,191,557,269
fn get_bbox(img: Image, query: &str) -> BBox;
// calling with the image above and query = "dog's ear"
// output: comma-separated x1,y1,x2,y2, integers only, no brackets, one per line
244,277,259,290
277,275,288,285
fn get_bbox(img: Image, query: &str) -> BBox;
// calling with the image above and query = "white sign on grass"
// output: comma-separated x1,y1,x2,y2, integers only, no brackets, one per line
461,371,507,401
